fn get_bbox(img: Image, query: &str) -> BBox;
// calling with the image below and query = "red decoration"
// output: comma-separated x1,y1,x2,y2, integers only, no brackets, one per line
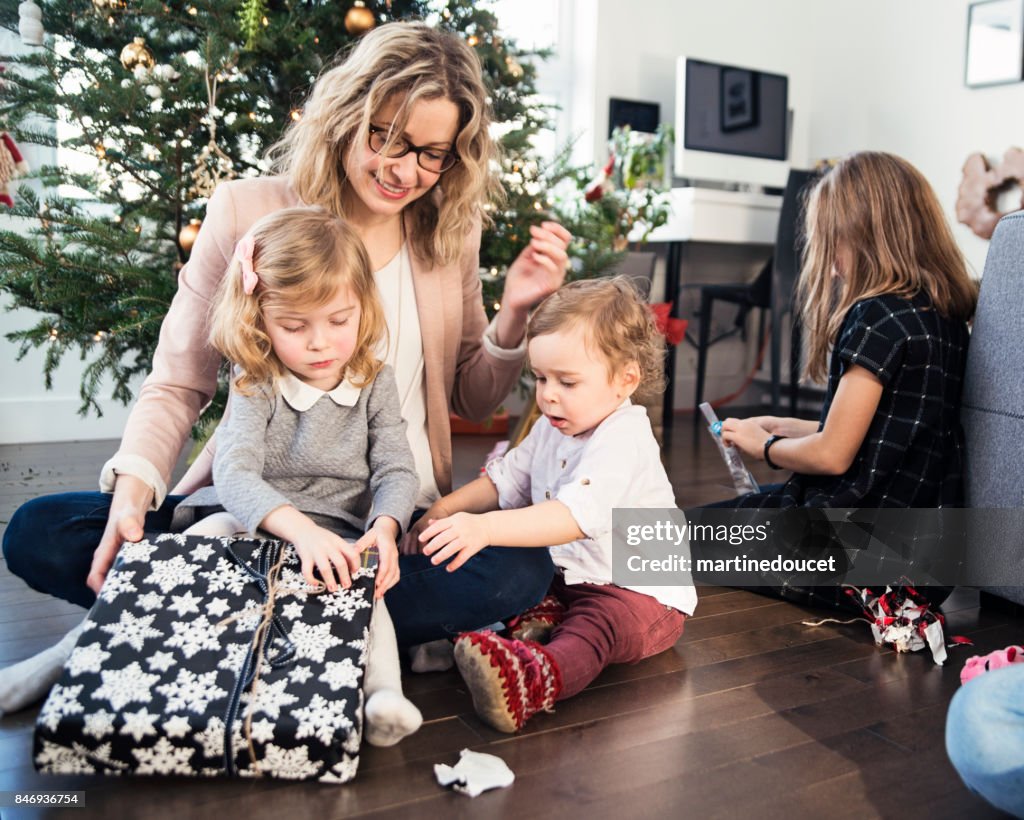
1,131,29,207
648,302,687,347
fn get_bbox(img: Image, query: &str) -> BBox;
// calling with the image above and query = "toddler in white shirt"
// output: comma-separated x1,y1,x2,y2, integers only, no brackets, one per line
407,276,697,732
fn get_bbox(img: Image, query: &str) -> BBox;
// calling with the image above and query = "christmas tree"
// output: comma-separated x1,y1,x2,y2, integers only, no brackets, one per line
0,0,611,425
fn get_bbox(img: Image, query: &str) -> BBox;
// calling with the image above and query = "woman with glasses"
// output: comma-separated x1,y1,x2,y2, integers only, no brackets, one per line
1,22,569,693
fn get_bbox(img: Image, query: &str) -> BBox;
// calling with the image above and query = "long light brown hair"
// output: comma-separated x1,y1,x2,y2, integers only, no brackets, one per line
527,276,666,402
210,208,386,394
266,22,504,267
798,151,978,382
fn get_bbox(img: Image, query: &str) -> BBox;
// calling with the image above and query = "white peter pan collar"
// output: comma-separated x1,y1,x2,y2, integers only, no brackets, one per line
278,371,362,411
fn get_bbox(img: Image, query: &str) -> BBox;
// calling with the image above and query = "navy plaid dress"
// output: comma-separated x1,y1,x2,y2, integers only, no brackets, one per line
740,292,970,509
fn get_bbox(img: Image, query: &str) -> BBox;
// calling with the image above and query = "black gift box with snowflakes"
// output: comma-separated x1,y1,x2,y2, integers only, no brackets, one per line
34,532,375,782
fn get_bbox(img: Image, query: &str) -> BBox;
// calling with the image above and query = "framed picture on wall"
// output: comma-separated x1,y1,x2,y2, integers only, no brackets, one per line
965,0,1024,87
720,68,759,131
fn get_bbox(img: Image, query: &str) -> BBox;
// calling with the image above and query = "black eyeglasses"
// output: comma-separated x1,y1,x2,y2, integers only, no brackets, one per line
368,125,459,174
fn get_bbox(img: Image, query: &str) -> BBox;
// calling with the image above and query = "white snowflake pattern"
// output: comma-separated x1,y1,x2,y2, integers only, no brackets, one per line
206,597,231,618
38,683,84,732
119,541,159,563
321,587,372,621
156,668,227,714
217,642,250,673
166,615,225,659
154,532,191,547
120,707,160,742
281,601,304,620
147,554,199,593
319,658,362,691
288,665,313,684
99,569,137,603
320,753,359,783
35,739,96,775
291,621,343,664
200,557,249,596
232,606,264,635
276,567,311,601
189,540,217,563
83,708,116,740
147,651,176,673
137,591,165,612
241,677,298,720
196,716,245,759
248,717,277,744
168,589,203,617
100,610,163,652
94,662,160,711
66,641,111,677
163,715,191,738
343,714,362,755
293,693,352,746
133,736,195,775
242,743,320,780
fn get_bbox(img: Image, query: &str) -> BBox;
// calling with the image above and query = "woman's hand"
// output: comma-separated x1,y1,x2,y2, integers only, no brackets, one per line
87,474,154,594
356,518,401,599
496,221,573,345
720,417,772,462
419,512,492,572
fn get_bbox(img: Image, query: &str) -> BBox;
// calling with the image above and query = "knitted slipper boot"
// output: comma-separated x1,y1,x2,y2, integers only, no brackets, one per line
505,595,567,644
454,630,562,733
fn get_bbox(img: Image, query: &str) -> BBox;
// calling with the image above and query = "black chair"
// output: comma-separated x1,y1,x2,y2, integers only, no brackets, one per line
691,169,819,413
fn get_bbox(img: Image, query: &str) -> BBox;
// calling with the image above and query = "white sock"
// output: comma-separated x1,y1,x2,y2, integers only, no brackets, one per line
362,600,422,747
0,620,86,716
409,638,455,673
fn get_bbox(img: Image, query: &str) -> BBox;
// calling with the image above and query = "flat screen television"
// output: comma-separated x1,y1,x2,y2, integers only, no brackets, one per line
674,57,792,188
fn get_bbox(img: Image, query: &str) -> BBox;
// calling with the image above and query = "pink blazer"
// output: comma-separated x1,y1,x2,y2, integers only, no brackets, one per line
114,176,522,497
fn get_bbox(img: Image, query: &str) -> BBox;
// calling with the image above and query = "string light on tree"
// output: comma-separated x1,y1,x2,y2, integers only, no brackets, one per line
344,1,375,36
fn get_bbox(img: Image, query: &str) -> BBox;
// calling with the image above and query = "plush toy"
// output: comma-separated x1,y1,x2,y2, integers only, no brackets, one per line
1,131,29,207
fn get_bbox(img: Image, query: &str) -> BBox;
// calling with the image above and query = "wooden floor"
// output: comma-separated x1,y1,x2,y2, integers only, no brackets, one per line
0,415,1017,819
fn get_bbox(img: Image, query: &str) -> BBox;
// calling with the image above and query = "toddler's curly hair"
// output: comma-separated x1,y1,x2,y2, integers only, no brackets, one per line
527,275,666,401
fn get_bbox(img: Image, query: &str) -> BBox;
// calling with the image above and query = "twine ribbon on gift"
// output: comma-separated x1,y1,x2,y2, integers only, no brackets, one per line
217,537,376,777
219,539,321,776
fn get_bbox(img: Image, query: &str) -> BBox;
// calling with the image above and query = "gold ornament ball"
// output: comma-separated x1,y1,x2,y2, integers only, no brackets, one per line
344,2,375,35
92,0,124,10
179,218,202,253
120,37,155,71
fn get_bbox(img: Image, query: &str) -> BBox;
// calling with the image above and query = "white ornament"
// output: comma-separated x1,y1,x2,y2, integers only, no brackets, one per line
19,1,44,47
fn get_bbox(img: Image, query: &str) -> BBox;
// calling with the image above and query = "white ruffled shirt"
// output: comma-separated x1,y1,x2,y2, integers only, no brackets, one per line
485,400,697,615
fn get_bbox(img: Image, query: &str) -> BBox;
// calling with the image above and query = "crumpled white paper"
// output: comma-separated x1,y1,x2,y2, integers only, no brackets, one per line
434,748,515,797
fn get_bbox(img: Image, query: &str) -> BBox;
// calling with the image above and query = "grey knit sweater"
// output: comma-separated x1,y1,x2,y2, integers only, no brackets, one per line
176,365,418,535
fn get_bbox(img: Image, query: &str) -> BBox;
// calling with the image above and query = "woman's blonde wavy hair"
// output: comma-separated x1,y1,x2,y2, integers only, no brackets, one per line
209,208,386,395
798,151,979,383
527,276,666,402
266,21,504,267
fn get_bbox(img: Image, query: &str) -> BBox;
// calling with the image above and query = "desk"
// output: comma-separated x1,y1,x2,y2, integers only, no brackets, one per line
641,188,782,445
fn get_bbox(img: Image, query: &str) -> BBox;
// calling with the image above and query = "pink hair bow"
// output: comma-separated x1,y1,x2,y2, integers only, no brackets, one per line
234,234,258,295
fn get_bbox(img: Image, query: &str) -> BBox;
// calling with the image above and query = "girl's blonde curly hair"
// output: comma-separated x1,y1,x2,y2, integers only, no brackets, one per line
527,276,666,402
209,208,386,395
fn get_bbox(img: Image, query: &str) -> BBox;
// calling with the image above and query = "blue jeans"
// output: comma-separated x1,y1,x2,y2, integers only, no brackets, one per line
946,663,1024,817
2,491,555,645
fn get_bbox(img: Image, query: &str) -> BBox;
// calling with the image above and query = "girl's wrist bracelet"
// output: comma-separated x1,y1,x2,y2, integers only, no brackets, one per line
763,434,786,470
